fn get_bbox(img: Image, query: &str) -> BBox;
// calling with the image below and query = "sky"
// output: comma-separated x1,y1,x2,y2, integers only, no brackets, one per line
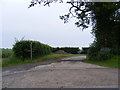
1,0,94,49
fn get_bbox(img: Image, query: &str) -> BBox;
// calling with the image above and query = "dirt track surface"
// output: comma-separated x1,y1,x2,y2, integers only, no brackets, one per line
2,55,118,88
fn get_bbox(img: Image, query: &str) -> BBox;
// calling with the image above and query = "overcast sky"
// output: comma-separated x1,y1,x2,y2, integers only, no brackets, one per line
1,0,94,49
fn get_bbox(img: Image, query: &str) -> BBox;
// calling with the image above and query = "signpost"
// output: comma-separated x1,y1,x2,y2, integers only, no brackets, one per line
100,48,111,52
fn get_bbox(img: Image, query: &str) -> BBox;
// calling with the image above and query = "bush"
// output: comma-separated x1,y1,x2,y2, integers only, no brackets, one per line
88,42,112,61
111,46,120,55
96,51,112,61
87,42,100,60
13,40,52,60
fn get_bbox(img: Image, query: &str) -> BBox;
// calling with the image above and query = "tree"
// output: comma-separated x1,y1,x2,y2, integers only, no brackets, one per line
29,0,120,55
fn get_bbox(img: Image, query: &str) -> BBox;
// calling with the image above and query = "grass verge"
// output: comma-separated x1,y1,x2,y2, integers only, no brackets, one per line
2,54,79,67
84,56,120,68
0,58,2,67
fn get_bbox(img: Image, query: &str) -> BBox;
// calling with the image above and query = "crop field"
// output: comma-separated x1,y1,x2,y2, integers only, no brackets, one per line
0,48,13,58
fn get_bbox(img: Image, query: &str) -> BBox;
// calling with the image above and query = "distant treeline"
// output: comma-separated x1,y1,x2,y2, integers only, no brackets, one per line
52,47,80,54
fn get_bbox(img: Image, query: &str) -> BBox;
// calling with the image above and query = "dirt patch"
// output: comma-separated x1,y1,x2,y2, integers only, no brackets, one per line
54,50,68,54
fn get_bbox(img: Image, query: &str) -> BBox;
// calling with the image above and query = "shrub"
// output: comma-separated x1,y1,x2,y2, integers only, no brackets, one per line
96,51,112,61
13,40,52,60
111,46,120,55
88,42,112,61
87,42,100,60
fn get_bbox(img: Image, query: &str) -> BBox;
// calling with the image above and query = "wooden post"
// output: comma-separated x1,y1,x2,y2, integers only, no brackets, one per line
30,42,32,60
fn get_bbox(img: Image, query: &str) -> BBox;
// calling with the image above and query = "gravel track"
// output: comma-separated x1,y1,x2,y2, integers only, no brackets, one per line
2,56,118,88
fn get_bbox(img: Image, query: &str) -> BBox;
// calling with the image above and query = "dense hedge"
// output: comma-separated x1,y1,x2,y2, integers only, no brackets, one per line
13,40,52,59
52,47,80,54
80,47,89,54
88,42,112,61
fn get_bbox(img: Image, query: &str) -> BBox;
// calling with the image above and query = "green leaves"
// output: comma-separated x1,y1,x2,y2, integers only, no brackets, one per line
59,14,69,23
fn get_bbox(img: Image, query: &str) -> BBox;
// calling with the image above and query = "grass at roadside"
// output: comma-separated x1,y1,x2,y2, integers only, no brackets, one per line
0,58,2,67
84,56,120,68
2,54,79,67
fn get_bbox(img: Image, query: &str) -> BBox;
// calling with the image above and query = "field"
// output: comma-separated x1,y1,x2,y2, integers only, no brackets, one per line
0,49,13,67
0,48,13,58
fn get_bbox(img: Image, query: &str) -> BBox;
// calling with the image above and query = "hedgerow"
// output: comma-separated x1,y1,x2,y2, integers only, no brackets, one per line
13,40,52,60
52,47,80,54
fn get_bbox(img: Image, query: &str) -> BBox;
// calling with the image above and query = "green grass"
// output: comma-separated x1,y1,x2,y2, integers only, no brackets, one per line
2,54,79,67
84,56,120,68
0,58,2,67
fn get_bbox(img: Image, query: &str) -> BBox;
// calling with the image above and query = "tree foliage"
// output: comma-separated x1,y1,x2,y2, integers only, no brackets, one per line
29,0,120,58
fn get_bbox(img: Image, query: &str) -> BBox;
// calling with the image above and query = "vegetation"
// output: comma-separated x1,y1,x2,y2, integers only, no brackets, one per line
60,2,120,60
61,2,120,60
1,41,80,67
0,48,13,67
52,47,80,54
2,1,120,67
29,1,120,61
0,48,13,58
2,54,77,67
84,56,120,68
13,40,52,60
80,47,89,54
